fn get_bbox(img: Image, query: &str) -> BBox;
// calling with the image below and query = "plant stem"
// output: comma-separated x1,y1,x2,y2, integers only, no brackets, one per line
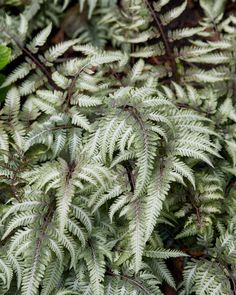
144,0,178,81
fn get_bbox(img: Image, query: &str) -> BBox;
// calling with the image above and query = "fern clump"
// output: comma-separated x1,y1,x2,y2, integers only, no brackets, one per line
0,0,236,294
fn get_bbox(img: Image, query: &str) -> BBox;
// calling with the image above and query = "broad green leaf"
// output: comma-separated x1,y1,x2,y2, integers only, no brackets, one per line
0,45,11,70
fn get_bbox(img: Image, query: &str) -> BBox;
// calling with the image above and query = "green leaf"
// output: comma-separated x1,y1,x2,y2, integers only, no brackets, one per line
0,45,11,70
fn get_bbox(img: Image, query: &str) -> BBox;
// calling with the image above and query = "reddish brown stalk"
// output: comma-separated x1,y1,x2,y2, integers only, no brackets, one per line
106,270,152,295
124,162,135,192
4,30,63,91
144,0,178,81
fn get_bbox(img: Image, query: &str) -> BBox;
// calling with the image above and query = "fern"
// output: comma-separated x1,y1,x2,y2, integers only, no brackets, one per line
0,1,236,294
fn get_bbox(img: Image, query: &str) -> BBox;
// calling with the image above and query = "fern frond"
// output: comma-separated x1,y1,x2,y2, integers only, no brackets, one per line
84,244,106,295
44,40,79,63
27,23,52,53
144,159,172,241
160,1,187,26
41,259,63,295
144,248,187,259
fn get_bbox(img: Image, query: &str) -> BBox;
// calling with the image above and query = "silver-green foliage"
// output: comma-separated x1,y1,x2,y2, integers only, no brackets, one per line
0,0,236,294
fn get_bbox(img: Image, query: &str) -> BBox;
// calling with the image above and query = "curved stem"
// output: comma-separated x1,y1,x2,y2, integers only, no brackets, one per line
144,0,178,80
106,270,152,295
